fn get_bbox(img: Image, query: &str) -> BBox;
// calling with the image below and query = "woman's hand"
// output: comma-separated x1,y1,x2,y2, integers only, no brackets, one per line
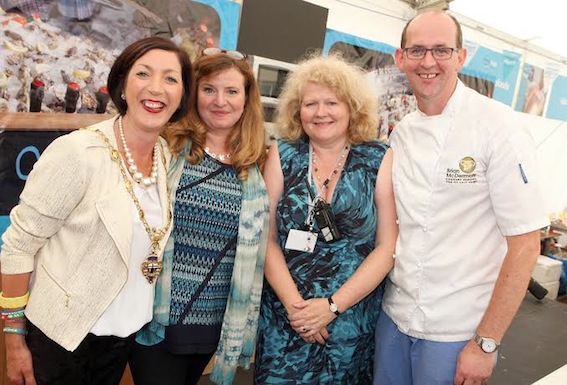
5,333,36,385
299,328,329,345
289,297,336,344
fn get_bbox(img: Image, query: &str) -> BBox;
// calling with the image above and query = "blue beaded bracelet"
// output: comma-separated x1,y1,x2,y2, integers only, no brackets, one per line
3,326,28,336
1,309,26,320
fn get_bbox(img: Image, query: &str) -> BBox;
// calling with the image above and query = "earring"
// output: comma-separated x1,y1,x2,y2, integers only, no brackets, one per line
121,93,126,100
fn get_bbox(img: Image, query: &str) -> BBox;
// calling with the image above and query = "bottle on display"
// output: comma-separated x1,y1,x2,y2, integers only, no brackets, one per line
29,79,45,112
95,86,110,114
64,82,80,113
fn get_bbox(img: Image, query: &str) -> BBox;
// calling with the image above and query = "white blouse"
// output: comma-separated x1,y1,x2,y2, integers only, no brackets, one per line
91,181,162,337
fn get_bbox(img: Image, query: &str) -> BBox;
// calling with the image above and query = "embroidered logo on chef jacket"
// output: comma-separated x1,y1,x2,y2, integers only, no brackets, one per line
459,156,476,173
446,156,478,184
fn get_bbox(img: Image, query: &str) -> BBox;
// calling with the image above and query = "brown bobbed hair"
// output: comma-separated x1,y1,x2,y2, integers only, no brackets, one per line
107,37,194,122
276,52,379,144
166,52,266,179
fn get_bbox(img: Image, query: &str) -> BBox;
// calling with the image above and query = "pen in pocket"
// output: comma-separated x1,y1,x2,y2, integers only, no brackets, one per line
518,164,528,184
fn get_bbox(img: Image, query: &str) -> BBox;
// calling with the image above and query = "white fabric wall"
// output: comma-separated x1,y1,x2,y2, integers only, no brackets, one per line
305,0,415,48
522,113,567,217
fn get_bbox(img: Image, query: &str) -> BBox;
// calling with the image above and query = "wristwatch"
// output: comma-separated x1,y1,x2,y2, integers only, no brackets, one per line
328,296,341,316
474,333,500,353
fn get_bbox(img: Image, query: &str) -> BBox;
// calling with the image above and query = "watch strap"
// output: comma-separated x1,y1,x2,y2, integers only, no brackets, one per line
473,333,500,353
328,296,341,316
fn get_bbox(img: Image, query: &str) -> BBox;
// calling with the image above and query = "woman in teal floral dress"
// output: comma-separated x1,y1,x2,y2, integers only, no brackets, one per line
254,54,398,384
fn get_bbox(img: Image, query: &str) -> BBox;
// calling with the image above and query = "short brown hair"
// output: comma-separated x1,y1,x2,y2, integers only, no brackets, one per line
400,11,463,49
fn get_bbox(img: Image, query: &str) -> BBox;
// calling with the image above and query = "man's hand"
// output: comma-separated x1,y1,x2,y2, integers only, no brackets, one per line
453,340,495,385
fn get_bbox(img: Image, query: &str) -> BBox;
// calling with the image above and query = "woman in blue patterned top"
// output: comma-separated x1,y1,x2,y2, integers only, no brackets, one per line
131,49,269,385
254,54,398,384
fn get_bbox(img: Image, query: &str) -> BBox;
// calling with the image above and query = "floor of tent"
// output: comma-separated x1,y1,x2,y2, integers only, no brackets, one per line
198,295,567,385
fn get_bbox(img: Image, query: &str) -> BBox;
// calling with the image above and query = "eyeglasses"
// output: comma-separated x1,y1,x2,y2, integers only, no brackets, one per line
202,47,247,60
403,47,458,60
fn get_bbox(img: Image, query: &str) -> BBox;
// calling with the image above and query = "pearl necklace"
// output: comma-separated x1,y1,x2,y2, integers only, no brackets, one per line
118,115,158,187
204,146,232,162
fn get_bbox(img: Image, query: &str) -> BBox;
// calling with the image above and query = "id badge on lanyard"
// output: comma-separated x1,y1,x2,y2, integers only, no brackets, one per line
284,144,318,253
284,184,318,253
285,228,317,253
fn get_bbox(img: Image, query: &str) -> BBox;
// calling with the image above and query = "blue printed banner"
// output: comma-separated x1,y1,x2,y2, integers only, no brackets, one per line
546,75,567,121
460,43,520,105
194,0,241,50
323,29,395,56
0,216,9,247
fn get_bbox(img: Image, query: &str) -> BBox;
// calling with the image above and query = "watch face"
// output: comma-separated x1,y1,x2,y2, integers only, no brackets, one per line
481,339,497,353
330,303,338,312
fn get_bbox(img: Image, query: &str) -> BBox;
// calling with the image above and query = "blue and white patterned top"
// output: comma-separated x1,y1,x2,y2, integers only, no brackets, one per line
165,153,242,354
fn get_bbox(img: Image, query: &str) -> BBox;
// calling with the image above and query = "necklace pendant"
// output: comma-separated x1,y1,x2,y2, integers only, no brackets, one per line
141,254,163,284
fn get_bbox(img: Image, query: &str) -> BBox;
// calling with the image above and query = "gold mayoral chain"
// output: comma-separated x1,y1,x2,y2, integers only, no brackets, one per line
88,127,172,284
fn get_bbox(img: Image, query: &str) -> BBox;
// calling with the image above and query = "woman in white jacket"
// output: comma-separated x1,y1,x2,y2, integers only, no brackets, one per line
0,36,193,385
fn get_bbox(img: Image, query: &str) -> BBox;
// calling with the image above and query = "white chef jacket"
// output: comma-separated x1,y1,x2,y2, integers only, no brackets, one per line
383,80,549,341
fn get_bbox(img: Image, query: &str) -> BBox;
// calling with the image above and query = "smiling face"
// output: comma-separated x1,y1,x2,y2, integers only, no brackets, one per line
122,49,183,132
300,82,350,146
395,12,467,115
197,67,246,133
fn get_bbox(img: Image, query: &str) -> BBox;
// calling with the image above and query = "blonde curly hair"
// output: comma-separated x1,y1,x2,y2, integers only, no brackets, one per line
276,53,379,144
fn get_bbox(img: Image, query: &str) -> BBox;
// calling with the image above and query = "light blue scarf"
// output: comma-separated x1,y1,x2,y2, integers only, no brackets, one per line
136,141,269,385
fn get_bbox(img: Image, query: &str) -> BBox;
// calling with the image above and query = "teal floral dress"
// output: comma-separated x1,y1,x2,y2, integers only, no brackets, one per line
255,138,388,384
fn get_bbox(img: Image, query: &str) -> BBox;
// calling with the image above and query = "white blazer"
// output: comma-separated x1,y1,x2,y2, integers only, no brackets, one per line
0,117,172,351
